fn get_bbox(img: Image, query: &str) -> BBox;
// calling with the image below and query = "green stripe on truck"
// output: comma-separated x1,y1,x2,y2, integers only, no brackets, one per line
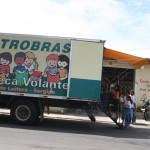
69,78,101,101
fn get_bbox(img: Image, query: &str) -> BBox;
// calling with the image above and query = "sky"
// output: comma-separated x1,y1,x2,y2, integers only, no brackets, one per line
0,0,150,58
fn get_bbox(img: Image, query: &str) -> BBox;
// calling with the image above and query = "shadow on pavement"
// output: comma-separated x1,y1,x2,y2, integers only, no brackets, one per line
0,113,150,140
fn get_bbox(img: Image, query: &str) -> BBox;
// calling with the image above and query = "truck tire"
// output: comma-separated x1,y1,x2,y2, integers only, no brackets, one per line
10,100,38,125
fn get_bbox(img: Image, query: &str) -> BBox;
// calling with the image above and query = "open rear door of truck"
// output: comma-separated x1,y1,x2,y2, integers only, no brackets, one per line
67,39,104,101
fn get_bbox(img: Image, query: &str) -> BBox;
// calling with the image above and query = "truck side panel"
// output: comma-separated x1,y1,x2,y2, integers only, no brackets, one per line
0,33,70,98
68,40,104,100
0,33,104,102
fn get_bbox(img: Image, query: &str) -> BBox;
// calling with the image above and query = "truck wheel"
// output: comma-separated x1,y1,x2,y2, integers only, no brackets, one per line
10,100,38,125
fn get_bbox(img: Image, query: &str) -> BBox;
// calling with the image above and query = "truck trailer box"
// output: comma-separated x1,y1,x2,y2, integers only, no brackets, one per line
0,33,104,124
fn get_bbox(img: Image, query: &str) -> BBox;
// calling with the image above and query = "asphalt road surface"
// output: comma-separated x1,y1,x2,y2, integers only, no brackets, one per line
0,110,150,150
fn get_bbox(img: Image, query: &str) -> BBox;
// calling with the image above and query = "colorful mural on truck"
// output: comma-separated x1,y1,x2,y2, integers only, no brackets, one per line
0,34,71,97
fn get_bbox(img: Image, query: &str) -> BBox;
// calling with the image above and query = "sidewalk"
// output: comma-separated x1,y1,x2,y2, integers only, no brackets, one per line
0,108,150,127
45,112,150,126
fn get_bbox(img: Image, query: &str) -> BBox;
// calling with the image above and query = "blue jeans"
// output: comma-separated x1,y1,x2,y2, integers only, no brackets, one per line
131,108,136,123
124,108,131,128
101,93,107,111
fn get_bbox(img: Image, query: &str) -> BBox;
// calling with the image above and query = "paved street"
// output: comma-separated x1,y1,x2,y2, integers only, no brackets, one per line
0,109,150,150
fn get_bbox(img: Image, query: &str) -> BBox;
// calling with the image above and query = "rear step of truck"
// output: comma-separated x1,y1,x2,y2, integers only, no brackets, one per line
87,104,123,128
88,109,123,128
103,111,123,128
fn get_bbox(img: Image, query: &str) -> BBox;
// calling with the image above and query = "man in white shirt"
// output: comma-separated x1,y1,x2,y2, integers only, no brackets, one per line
122,91,132,128
130,91,136,124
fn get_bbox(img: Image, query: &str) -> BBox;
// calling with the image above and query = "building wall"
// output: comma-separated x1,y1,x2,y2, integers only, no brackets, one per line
135,65,150,106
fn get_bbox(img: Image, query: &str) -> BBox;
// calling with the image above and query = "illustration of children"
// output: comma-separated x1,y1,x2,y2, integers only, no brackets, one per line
58,55,69,80
44,54,59,83
24,52,38,75
13,52,28,86
23,52,42,81
0,52,12,80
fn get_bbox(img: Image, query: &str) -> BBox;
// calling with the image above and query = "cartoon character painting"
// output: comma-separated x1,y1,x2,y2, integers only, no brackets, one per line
58,55,69,80
13,52,28,86
0,52,12,80
23,51,42,81
24,52,38,75
44,54,59,83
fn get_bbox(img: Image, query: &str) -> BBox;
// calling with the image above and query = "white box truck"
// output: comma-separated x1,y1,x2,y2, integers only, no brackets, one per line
0,33,104,125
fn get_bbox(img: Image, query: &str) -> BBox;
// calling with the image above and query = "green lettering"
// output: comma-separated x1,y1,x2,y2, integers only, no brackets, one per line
62,43,71,53
41,42,51,51
51,43,60,52
31,41,41,51
20,40,30,50
9,40,19,49
1,39,10,48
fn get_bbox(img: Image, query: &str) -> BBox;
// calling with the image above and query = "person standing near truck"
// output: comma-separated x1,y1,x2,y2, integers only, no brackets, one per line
130,90,136,124
123,91,132,128
100,78,110,113
113,85,120,120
